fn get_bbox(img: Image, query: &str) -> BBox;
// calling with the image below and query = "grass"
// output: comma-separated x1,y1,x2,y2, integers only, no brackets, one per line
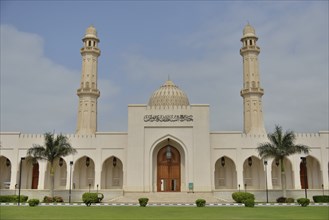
0,206,328,220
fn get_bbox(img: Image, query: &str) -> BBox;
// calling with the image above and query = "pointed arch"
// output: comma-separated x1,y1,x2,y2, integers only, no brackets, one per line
300,156,322,189
101,156,123,189
243,156,265,189
271,158,294,189
0,156,11,189
150,135,187,192
44,157,67,189
214,156,237,189
73,156,95,189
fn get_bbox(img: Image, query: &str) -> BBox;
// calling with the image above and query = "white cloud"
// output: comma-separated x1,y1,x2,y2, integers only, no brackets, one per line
119,2,328,132
0,24,118,133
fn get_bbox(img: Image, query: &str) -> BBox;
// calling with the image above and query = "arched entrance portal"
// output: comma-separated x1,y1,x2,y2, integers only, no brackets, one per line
157,145,180,192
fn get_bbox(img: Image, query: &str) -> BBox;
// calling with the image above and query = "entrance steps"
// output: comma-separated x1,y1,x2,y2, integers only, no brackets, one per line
110,192,227,204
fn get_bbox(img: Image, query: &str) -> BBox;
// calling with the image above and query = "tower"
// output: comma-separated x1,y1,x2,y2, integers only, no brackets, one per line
76,25,101,134
240,24,266,134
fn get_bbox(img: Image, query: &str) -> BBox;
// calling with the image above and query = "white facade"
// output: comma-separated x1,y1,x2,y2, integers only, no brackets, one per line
0,25,328,200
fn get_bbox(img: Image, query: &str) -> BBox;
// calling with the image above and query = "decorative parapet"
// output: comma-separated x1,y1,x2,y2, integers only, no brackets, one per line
295,133,324,138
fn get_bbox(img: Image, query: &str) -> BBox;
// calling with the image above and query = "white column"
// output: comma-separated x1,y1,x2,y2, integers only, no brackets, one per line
293,158,301,189
266,159,273,189
38,161,47,190
94,164,101,190
236,164,244,190
9,163,18,190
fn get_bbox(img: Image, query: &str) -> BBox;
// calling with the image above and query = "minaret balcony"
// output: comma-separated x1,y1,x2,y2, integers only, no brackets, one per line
240,87,264,96
240,46,260,54
80,47,101,55
77,88,100,97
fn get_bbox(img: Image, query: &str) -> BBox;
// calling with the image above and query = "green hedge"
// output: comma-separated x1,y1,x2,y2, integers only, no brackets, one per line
297,198,310,207
195,199,206,207
244,199,255,207
0,195,28,203
82,193,103,206
28,199,40,207
43,196,64,203
276,197,294,203
286,198,295,203
232,192,255,203
138,198,149,207
313,195,329,203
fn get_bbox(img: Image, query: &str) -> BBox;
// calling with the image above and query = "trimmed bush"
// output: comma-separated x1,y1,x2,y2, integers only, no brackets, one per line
53,196,64,203
138,198,149,207
28,199,40,207
43,196,54,203
244,199,255,207
276,197,287,203
0,195,28,203
286,198,295,203
232,192,255,203
97,193,104,202
195,199,206,207
82,193,99,206
313,195,329,203
43,196,64,203
297,198,310,207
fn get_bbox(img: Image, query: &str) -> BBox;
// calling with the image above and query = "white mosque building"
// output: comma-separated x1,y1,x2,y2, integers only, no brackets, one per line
0,24,328,202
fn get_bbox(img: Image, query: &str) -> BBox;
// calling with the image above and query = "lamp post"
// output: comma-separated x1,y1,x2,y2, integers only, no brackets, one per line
69,161,73,204
264,160,268,203
244,183,247,193
300,157,307,199
18,157,25,206
238,184,240,192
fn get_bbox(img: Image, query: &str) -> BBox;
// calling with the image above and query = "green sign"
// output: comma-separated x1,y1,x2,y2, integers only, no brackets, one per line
188,182,193,190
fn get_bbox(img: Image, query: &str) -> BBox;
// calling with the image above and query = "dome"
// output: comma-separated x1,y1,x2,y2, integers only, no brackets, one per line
242,24,256,37
84,25,98,39
148,80,190,108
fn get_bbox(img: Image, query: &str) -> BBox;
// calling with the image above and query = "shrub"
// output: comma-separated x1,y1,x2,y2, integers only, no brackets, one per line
43,196,54,203
43,196,64,203
195,199,206,207
28,199,40,207
82,193,99,206
53,196,64,203
138,198,149,207
313,195,329,203
286,198,295,203
297,198,310,207
244,199,255,207
232,192,255,203
0,195,28,203
97,193,104,202
276,197,287,203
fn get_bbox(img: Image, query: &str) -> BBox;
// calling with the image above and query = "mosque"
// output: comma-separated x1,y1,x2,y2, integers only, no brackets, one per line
0,24,327,201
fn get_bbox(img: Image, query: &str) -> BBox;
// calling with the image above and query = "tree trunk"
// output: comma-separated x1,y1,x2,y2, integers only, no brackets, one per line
280,158,287,197
50,162,55,198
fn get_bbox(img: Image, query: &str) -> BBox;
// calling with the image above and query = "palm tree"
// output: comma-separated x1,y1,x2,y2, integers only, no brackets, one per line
27,132,77,197
257,125,309,197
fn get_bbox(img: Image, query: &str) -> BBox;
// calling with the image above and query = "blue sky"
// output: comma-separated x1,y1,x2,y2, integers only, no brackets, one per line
1,1,328,134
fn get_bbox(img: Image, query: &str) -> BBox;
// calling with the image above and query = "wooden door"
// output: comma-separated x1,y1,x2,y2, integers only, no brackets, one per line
157,146,180,192
300,162,308,189
31,163,39,189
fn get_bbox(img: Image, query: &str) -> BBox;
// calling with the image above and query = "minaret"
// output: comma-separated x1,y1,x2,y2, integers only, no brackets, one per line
240,24,266,134
76,25,101,134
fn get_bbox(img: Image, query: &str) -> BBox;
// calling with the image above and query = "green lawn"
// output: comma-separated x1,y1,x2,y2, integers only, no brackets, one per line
0,206,328,220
